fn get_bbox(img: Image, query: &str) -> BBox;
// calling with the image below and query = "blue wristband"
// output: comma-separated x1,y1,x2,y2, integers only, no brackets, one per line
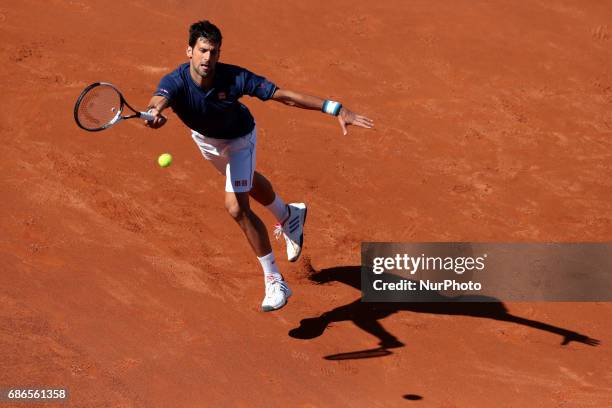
322,100,342,116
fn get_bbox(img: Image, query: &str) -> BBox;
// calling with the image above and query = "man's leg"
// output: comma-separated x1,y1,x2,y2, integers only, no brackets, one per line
250,171,276,207
250,171,289,222
250,171,307,262
224,190,271,257
224,190,292,312
190,129,291,311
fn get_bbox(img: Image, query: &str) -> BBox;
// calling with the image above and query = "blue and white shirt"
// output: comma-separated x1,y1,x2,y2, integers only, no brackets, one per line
154,62,277,139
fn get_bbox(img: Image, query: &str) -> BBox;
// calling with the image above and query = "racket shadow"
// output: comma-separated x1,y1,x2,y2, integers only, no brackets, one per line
324,347,393,361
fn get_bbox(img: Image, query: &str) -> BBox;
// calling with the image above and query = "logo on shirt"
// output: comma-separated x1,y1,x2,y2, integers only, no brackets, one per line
217,92,227,100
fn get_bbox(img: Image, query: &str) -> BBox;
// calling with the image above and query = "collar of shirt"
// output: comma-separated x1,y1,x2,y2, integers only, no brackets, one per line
187,73,217,99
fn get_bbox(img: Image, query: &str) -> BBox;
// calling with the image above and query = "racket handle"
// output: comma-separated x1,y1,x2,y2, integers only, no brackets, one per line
140,111,156,121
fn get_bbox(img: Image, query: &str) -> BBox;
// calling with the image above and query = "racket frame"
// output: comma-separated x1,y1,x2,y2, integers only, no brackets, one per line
73,82,155,132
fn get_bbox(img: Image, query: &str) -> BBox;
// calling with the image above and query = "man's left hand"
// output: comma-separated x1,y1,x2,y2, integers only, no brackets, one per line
338,108,374,135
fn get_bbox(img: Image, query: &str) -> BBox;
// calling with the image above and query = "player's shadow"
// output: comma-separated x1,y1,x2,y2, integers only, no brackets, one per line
289,266,600,360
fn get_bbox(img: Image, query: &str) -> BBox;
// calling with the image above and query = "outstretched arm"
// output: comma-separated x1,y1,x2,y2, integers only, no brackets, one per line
144,95,169,129
270,88,374,135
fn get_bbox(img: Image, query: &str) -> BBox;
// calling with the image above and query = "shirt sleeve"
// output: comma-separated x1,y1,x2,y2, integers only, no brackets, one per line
241,69,277,101
153,74,180,103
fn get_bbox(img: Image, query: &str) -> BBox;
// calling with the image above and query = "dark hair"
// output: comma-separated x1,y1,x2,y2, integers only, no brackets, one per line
189,20,222,48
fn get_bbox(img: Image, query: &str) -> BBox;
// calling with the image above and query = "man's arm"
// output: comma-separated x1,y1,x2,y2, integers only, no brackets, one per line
270,88,374,135
144,95,170,129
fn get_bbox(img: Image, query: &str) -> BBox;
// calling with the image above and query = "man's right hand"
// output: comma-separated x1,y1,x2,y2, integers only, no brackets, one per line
144,95,170,129
145,108,167,129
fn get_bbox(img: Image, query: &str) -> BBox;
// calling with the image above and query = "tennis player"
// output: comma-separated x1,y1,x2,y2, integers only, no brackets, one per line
145,20,374,311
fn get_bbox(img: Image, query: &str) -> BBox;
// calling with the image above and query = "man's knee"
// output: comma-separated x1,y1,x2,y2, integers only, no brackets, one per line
225,194,250,221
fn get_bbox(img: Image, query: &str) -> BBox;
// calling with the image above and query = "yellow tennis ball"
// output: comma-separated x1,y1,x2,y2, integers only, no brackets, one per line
158,153,172,168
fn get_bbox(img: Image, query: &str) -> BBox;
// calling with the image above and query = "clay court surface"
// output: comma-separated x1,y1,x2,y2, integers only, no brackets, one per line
1,0,612,406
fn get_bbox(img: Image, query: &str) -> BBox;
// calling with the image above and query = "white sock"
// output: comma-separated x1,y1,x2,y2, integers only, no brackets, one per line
266,194,289,223
257,252,282,280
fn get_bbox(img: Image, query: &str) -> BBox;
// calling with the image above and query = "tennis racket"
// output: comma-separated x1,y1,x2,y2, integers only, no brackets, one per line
73,82,155,132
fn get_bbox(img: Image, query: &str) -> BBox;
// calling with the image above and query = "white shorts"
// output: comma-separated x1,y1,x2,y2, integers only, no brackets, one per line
191,127,256,193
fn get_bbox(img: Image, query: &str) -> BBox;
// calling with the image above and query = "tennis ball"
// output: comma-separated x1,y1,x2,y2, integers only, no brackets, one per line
158,153,172,168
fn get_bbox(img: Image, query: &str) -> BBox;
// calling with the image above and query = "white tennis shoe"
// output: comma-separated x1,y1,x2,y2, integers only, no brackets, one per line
261,275,292,312
274,203,307,262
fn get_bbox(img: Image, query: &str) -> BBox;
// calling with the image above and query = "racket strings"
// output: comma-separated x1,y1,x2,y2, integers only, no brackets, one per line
76,85,122,130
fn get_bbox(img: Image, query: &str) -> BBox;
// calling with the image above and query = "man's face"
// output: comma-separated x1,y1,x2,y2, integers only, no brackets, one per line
187,37,220,78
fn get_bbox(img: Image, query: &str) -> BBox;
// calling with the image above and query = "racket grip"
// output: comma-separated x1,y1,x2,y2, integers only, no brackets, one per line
140,111,156,122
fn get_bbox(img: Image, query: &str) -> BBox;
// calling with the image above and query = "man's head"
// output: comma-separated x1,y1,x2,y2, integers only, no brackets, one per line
188,20,222,48
187,20,222,79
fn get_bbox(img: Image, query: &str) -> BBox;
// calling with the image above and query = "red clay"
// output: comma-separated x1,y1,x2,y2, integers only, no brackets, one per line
1,1,611,406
